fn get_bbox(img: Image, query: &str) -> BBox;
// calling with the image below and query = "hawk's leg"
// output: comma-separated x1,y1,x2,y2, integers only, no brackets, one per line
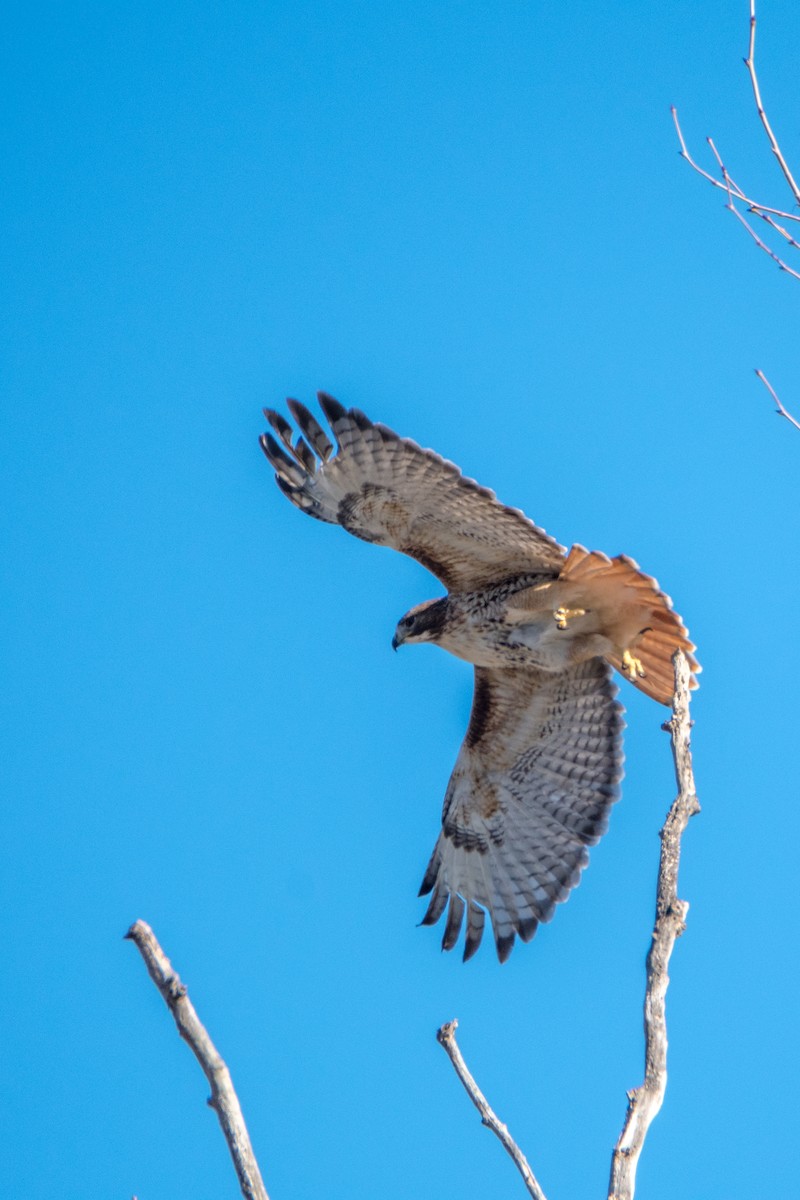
621,648,646,681
553,605,587,630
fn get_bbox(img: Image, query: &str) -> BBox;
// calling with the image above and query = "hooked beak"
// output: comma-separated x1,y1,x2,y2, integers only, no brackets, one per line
391,629,404,652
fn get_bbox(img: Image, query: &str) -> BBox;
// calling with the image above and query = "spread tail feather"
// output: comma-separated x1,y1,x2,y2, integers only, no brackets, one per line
561,545,700,705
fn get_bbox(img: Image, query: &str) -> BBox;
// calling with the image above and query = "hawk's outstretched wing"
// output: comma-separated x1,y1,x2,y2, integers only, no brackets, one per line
261,394,696,963
260,393,565,590
419,658,624,961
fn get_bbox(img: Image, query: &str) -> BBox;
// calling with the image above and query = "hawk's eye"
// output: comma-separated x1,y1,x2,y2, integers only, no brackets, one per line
402,616,414,628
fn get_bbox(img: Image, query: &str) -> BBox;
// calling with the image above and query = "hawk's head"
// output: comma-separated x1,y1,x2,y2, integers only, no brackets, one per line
392,597,449,650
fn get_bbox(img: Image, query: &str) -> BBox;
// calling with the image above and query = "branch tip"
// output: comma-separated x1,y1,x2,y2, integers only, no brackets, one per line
437,1019,458,1045
128,920,270,1200
755,370,800,431
436,1018,548,1200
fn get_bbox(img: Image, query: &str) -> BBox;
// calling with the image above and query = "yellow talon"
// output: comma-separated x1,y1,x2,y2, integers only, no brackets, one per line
554,605,586,630
622,649,646,680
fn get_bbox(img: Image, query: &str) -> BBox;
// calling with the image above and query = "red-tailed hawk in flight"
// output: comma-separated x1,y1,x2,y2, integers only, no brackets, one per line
261,395,699,962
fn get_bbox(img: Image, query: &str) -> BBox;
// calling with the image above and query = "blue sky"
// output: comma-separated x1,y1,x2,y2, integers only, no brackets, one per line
3,2,799,1197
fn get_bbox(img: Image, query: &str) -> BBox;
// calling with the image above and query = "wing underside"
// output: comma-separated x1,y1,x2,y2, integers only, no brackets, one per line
419,658,624,962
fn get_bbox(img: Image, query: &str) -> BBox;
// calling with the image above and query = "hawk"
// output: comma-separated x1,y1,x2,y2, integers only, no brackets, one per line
260,394,699,962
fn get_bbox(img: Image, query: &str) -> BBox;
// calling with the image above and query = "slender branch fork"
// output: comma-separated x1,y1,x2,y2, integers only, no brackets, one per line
126,920,270,1200
437,651,699,1200
672,0,800,281
672,0,800,430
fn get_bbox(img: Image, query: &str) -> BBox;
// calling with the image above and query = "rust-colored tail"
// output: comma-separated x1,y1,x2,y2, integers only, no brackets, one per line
561,545,700,706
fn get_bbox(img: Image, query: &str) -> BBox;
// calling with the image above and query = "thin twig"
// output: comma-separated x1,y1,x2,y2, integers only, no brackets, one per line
436,1020,547,1200
672,107,737,194
726,203,800,279
608,651,700,1200
709,133,800,276
742,198,800,222
744,0,800,207
672,0,800,283
673,3,800,424
671,108,799,221
126,920,270,1200
750,208,800,250
706,137,747,204
755,369,800,431
708,136,789,269
672,108,800,277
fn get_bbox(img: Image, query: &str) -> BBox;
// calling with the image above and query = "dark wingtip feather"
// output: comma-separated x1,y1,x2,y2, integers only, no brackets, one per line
517,916,539,944
418,852,439,897
317,392,346,422
495,931,516,964
420,882,448,927
260,432,306,484
264,408,295,447
350,407,373,431
287,398,334,461
442,895,465,952
259,431,287,468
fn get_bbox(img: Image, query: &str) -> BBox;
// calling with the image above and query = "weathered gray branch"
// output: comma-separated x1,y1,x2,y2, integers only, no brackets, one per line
126,919,269,1200
436,1019,548,1200
608,650,700,1200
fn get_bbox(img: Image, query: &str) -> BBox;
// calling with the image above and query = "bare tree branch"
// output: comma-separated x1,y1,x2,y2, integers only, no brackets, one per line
608,651,700,1200
671,107,800,224
755,369,800,431
744,0,800,208
750,207,800,252
672,1,800,280
725,197,800,281
436,1019,548,1200
673,2,800,424
126,919,270,1200
704,134,800,280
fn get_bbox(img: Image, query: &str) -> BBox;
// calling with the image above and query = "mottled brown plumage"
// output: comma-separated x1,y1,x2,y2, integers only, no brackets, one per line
261,394,700,961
